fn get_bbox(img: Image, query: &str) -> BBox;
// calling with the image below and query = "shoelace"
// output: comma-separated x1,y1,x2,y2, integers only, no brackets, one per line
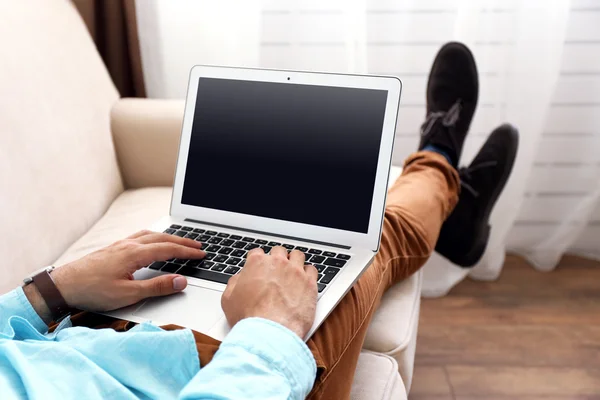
420,100,463,152
459,160,498,197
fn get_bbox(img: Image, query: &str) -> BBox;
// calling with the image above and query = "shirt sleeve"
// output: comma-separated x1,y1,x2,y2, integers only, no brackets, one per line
0,287,48,338
179,318,317,400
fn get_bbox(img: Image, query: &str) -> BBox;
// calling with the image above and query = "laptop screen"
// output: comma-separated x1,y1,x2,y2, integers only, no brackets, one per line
181,77,388,234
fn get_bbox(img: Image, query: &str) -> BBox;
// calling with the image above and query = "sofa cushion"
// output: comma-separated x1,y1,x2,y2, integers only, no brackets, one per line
54,188,172,266
351,352,407,400
0,0,122,293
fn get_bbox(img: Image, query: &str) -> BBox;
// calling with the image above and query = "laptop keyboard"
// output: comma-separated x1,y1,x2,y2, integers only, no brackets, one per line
147,224,352,293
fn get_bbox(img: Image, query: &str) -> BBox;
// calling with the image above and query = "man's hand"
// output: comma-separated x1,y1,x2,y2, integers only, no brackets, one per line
26,230,205,321
221,246,319,339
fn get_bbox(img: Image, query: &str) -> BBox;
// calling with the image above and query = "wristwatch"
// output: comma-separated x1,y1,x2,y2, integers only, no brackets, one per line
23,266,71,322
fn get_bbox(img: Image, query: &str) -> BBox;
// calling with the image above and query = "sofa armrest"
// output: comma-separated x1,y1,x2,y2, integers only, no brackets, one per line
351,352,407,400
111,98,185,189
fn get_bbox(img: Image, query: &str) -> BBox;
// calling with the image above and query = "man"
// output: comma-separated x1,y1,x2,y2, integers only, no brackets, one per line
0,43,517,399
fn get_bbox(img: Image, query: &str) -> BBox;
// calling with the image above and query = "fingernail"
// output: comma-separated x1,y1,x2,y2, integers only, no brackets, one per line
173,276,187,291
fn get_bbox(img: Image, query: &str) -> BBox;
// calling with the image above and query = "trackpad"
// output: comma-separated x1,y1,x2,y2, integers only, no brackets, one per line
133,286,225,334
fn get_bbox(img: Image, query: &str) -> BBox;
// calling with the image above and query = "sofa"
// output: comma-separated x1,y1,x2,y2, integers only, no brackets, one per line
0,1,422,398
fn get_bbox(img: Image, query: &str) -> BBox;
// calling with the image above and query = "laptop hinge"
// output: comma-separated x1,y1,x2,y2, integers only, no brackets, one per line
184,218,351,250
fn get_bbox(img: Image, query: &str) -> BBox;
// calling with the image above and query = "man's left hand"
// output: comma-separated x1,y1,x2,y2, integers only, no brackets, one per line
31,230,205,317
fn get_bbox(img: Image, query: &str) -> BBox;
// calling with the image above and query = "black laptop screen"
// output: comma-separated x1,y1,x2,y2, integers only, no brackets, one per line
181,77,388,233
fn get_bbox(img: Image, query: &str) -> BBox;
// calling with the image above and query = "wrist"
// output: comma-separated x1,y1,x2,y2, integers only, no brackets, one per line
49,266,74,306
23,267,73,324
23,282,52,325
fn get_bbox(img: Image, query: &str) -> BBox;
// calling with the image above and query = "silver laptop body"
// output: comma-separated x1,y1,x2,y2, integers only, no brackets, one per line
107,66,402,341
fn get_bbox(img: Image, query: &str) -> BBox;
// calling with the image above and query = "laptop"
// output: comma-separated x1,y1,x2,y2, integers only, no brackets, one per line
107,66,402,341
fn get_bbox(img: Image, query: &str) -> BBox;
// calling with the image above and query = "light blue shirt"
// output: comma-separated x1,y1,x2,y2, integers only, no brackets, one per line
0,288,316,399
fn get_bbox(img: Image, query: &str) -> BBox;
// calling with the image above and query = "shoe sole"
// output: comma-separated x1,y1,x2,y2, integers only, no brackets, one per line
458,124,520,267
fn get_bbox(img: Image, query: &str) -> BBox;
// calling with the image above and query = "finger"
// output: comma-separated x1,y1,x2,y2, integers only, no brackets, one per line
134,274,188,300
221,273,239,313
304,264,319,282
126,230,154,240
134,243,206,267
223,273,239,298
246,247,265,260
288,249,305,266
270,246,288,260
135,232,203,249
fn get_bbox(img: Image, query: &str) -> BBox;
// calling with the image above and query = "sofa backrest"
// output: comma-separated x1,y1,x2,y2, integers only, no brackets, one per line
0,1,123,292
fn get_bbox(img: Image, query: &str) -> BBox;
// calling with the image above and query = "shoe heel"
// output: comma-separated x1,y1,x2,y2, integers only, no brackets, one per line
460,224,491,267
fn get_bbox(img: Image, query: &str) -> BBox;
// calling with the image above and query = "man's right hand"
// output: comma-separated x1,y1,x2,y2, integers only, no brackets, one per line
221,246,319,339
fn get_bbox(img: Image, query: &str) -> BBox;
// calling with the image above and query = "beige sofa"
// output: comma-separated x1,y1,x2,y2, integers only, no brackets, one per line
0,1,421,398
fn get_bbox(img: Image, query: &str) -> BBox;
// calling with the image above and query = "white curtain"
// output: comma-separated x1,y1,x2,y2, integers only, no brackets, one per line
136,0,600,297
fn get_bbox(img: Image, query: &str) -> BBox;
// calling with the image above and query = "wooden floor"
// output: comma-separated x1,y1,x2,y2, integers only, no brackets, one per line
409,254,600,400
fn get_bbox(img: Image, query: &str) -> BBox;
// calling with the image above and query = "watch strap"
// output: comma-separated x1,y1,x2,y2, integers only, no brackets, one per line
31,268,70,321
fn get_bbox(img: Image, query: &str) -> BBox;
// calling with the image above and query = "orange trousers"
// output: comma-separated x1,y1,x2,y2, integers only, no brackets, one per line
68,151,459,399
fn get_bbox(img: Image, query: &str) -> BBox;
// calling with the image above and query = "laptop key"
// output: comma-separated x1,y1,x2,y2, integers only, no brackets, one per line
208,237,222,244
217,233,230,238
261,245,272,254
254,239,267,245
170,224,182,229
268,241,281,247
232,241,247,249
148,261,165,270
304,254,312,263
193,228,205,233
318,274,324,282
197,234,211,242
181,226,193,231
204,253,216,260
245,243,260,250
206,230,218,236
324,267,340,275
226,257,241,265
320,272,337,284
337,254,351,260
323,251,336,258
308,249,322,255
231,249,246,258
310,255,325,264
164,228,176,235
230,235,242,240
179,267,231,284
184,233,199,239
174,231,187,237
172,259,187,265
186,260,202,268
239,260,246,267
211,263,227,272
214,255,228,263
221,239,235,247
206,245,221,253
283,244,295,250
218,247,233,255
243,237,255,242
224,266,240,275
317,283,326,293
161,263,181,273
324,258,347,268
296,246,308,252
200,261,214,270
315,264,326,273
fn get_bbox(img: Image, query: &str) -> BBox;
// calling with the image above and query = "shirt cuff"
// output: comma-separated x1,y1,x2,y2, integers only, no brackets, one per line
0,287,48,334
222,317,317,398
